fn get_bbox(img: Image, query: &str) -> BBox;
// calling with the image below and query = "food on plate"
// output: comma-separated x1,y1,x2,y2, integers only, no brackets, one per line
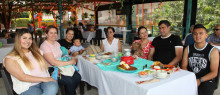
104,52,112,55
144,70,155,74
90,54,96,57
118,61,137,70
154,61,162,66
102,55,111,59
154,66,160,69
139,71,148,75
139,71,148,78
102,62,111,65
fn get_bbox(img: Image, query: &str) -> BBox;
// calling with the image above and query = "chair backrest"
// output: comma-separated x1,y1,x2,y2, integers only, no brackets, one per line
95,29,102,39
7,38,15,44
215,61,220,89
104,28,108,37
1,67,17,95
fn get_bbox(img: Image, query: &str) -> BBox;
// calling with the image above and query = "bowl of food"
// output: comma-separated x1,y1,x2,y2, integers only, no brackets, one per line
156,70,168,79
111,57,118,62
139,71,148,78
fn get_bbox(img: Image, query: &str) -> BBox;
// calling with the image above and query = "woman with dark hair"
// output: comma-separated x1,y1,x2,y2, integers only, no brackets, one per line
3,30,58,95
40,25,81,95
131,26,154,59
58,29,75,53
100,27,122,52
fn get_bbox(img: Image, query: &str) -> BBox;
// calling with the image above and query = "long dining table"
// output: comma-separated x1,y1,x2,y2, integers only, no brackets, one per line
77,56,198,95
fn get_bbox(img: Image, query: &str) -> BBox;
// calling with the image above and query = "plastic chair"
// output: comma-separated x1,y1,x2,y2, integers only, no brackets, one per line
92,29,105,46
73,28,86,43
215,60,220,89
1,67,18,95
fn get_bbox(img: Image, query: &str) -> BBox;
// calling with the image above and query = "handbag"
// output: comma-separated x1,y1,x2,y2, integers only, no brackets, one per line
58,65,75,77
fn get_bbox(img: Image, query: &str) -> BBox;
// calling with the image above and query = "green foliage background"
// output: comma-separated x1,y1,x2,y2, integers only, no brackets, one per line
149,0,220,28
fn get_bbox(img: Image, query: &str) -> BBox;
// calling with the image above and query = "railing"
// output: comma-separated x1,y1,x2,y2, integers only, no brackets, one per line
96,24,215,40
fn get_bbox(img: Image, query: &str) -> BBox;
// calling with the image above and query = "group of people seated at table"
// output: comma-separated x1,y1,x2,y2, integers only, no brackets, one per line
2,19,220,95
131,20,219,95
3,26,82,95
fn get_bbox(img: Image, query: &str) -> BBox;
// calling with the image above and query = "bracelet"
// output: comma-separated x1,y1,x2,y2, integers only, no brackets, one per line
199,78,204,82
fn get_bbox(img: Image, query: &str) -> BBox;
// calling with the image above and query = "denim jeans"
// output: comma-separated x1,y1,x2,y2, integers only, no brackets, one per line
20,81,58,95
49,67,82,95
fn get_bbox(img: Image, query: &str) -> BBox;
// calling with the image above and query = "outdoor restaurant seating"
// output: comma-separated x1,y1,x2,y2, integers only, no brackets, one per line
73,28,86,42
92,29,105,46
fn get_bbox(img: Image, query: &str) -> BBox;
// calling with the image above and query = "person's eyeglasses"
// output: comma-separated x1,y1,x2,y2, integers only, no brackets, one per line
213,29,220,31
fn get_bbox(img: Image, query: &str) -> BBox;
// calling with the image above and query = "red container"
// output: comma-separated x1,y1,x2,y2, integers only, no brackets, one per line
121,56,134,65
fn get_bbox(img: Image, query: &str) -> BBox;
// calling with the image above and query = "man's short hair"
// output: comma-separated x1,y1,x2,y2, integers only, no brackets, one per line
193,24,207,33
158,20,171,27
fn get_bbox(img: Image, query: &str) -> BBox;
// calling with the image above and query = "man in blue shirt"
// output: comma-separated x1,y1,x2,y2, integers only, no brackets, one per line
207,25,220,46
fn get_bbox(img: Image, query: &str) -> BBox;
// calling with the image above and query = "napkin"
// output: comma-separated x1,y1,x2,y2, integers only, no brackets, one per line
136,79,160,84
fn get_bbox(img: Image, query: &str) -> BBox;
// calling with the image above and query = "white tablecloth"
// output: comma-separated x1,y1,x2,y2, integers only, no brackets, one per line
0,44,14,63
77,56,198,95
82,31,106,42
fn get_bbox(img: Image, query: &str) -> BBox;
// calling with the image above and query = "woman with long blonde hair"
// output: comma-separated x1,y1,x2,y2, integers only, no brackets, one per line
3,29,58,95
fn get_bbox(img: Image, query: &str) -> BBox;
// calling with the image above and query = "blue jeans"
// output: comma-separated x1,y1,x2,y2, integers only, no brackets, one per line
20,81,58,95
49,67,81,95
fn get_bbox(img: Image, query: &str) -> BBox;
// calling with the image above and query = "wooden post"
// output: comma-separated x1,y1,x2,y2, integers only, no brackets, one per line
2,0,8,32
136,4,138,28
63,14,65,28
82,8,84,24
142,4,144,26
53,11,57,27
57,0,64,39
75,8,77,25
31,8,36,42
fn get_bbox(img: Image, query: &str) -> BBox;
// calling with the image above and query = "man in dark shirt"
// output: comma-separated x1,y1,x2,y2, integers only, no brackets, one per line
148,20,183,65
182,24,219,95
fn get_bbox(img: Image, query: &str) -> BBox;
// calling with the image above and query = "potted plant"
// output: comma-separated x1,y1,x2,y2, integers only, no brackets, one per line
36,29,43,38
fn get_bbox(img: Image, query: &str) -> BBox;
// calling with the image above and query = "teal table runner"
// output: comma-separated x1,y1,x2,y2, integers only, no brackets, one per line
96,58,154,74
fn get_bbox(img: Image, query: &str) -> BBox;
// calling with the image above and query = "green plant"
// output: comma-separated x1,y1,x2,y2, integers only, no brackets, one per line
83,12,88,18
36,29,43,35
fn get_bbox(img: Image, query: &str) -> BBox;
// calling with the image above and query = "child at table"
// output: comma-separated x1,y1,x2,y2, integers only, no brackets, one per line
70,39,85,56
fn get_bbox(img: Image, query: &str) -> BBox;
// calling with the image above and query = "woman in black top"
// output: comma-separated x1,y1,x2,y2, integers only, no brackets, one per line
58,29,75,53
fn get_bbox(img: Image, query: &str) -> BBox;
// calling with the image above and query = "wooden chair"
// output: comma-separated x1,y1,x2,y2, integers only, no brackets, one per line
1,67,18,95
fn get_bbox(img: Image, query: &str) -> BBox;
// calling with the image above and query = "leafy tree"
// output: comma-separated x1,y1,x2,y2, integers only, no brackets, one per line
149,0,220,29
196,0,220,29
149,1,184,27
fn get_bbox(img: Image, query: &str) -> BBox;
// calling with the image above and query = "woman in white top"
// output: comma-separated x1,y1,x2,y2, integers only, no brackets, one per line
100,27,122,52
3,30,58,95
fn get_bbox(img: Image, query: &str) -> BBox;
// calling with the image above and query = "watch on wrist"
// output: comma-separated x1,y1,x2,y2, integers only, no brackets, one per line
199,78,204,82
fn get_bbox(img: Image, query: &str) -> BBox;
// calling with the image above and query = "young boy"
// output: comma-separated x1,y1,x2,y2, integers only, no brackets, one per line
182,24,219,95
70,39,85,56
